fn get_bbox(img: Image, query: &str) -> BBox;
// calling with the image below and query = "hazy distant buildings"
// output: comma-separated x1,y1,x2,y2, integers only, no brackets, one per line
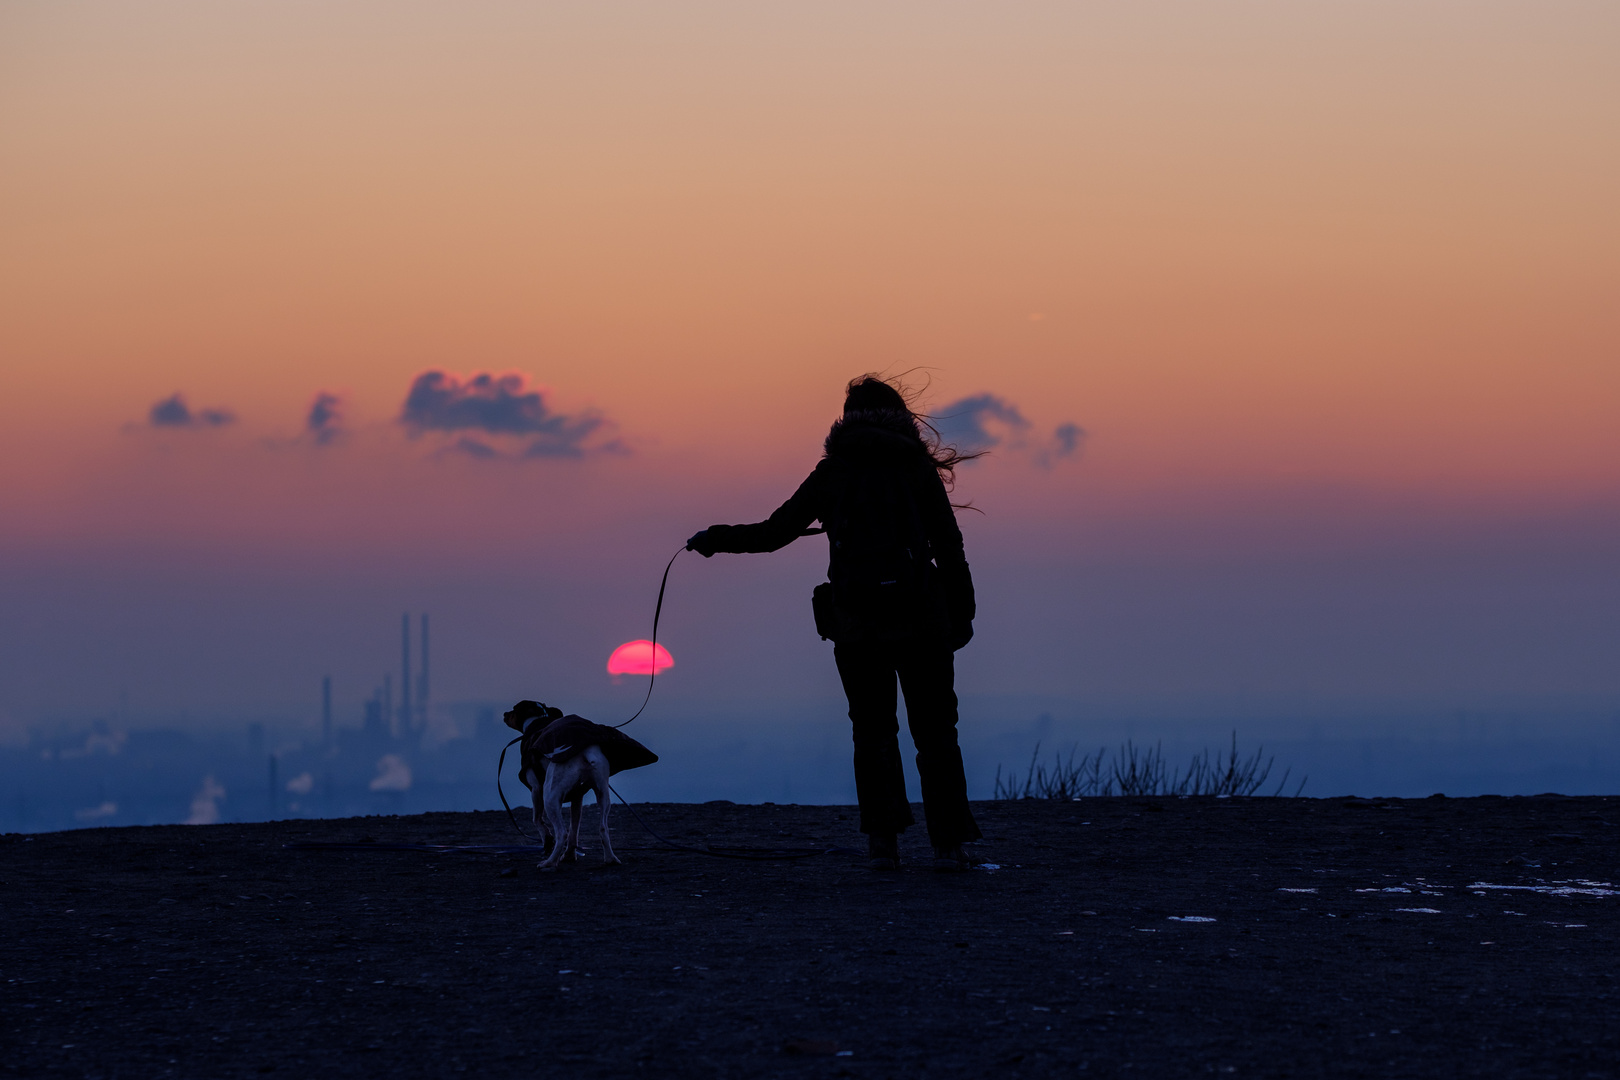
363,689,388,738
359,613,431,740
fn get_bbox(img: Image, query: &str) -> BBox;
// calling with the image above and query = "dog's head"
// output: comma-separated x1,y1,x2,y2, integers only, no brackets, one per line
503,700,564,733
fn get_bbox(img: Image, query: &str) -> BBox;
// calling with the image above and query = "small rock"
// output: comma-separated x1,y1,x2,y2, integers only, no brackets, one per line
782,1039,840,1057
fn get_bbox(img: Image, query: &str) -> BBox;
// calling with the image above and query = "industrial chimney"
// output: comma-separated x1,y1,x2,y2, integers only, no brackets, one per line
418,613,430,730
399,613,412,735
322,675,332,748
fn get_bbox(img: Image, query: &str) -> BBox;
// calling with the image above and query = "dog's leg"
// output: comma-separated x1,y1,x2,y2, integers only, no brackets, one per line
538,759,581,870
585,747,620,865
564,794,583,862
523,767,554,858
596,783,620,865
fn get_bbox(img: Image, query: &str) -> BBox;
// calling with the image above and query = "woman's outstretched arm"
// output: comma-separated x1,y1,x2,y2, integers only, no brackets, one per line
687,467,824,556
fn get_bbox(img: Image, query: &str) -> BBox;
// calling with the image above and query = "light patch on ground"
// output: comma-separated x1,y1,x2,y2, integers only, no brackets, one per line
1470,881,1617,898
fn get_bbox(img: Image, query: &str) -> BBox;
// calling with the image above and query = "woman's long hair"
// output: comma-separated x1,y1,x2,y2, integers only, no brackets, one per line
842,373,983,491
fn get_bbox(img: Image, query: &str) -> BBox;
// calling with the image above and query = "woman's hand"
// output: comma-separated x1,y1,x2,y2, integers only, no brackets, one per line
686,529,718,557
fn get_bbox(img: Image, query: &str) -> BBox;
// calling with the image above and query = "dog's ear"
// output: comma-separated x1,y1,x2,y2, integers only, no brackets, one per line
545,706,564,721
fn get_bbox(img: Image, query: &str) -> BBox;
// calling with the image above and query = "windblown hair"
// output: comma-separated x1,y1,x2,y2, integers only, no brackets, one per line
840,373,982,489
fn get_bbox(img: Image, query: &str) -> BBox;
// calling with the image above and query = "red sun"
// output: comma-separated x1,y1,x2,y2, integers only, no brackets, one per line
606,639,674,677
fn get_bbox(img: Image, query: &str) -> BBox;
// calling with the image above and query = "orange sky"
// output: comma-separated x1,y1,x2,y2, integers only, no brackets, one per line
2,3,1619,720
4,1,1618,536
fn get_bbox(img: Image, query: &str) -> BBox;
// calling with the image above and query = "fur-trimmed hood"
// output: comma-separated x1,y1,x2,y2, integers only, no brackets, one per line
824,408,930,461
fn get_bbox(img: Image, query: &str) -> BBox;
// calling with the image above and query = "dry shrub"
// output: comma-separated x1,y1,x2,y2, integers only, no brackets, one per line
993,733,1306,799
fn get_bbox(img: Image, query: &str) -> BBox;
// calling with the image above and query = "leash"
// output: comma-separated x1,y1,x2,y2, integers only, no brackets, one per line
491,539,680,848
497,732,545,844
615,527,821,731
612,544,684,729
613,528,820,730
493,530,839,856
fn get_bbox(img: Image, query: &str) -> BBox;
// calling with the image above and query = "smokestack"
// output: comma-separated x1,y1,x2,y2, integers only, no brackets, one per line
399,614,412,734
418,613,430,728
363,688,385,737
383,674,393,738
322,675,332,748
268,754,278,818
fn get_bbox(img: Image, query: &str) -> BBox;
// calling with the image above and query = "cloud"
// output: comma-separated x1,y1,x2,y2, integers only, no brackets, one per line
401,370,619,459
149,393,235,428
450,436,499,459
525,432,629,459
1053,422,1084,457
934,394,1085,468
306,392,344,445
185,775,226,825
75,801,118,822
369,753,413,792
934,393,1032,455
1035,421,1088,468
57,728,127,759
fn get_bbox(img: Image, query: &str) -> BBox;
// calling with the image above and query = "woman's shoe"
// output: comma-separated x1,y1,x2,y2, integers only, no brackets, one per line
867,833,899,871
931,844,972,872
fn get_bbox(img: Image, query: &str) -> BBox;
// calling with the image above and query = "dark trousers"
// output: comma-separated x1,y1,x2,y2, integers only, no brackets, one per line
833,641,982,849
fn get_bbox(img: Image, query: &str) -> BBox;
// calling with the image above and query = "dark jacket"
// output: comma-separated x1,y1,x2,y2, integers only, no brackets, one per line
521,715,659,779
700,409,975,646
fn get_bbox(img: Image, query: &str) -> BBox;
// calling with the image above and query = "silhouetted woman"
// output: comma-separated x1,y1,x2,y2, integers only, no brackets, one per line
687,376,980,871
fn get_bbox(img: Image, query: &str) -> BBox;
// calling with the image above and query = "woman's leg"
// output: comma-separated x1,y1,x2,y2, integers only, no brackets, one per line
833,643,916,837
896,644,982,849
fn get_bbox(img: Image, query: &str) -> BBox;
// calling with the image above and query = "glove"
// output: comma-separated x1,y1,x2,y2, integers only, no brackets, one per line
686,529,719,557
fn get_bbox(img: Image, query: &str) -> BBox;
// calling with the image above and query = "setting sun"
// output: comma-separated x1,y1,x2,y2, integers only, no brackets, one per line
607,640,674,678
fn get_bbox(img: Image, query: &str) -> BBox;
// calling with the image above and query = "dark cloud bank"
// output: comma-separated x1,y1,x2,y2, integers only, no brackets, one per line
933,393,1084,467
400,371,623,459
306,392,344,445
148,394,235,429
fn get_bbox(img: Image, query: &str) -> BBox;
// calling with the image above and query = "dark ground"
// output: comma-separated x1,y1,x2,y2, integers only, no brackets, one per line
4,795,1618,1078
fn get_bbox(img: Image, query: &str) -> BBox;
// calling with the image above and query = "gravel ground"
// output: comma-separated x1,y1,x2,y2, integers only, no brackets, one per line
4,795,1618,1078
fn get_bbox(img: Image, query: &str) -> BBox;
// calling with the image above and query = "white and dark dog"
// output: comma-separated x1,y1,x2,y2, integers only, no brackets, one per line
503,701,659,871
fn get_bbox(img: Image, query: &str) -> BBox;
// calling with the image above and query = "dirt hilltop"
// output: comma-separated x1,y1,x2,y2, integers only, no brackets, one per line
4,796,1618,1078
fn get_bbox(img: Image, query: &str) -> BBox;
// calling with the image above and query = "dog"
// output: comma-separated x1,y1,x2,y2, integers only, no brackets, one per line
503,701,658,871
